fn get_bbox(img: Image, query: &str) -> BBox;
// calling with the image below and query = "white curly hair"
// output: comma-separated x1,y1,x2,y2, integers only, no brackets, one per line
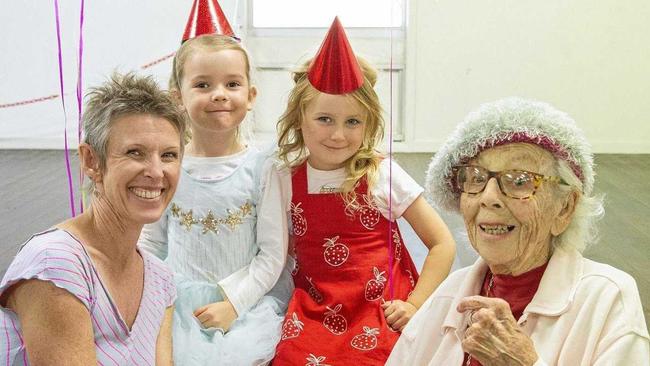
426,97,604,252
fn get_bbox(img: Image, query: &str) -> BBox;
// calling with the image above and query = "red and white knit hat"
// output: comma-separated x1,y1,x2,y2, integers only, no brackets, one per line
426,97,595,212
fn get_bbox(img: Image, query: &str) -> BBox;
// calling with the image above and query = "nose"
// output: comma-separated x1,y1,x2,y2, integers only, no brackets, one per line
211,85,227,102
479,178,504,209
330,125,346,142
144,156,164,180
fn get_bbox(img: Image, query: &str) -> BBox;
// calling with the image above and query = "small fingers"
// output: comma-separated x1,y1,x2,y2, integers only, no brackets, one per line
385,310,399,326
195,312,211,325
391,316,409,331
193,305,208,317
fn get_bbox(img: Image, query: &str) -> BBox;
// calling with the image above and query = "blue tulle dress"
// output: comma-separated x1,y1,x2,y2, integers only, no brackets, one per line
139,147,293,365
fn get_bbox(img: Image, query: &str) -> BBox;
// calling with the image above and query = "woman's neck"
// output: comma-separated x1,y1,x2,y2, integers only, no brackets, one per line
58,205,141,269
488,250,551,276
186,128,244,157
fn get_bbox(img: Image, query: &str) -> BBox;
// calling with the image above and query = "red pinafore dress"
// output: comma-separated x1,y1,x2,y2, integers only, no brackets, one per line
273,163,419,365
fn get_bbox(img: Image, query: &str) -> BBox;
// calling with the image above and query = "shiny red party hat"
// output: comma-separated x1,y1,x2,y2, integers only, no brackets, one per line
182,0,235,42
308,17,364,94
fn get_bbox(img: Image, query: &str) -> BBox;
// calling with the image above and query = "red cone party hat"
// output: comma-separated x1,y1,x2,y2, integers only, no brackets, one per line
308,17,364,94
182,0,235,42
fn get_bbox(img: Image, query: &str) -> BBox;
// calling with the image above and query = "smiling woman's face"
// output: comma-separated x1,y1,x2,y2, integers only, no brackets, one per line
96,114,181,226
460,143,569,275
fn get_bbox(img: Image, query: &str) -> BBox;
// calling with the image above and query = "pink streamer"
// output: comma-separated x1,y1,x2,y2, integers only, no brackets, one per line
387,21,395,301
77,0,85,213
54,0,77,217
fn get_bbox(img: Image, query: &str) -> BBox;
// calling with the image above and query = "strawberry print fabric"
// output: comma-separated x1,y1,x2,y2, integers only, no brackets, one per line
273,163,419,365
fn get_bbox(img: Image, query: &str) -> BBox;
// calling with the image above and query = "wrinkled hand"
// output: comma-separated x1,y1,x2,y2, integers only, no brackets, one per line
381,299,417,332
457,296,538,366
193,300,237,332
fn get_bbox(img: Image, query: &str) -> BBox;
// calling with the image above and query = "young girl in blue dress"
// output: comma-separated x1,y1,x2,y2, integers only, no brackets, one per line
139,34,292,365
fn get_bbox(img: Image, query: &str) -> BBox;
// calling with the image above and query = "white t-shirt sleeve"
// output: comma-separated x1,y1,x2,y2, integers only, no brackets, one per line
370,159,424,220
218,157,290,315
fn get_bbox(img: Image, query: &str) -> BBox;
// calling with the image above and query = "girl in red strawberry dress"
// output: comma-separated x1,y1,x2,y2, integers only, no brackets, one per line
271,18,456,365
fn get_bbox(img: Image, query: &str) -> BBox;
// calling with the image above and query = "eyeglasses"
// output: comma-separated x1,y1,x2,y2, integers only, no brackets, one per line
452,165,570,199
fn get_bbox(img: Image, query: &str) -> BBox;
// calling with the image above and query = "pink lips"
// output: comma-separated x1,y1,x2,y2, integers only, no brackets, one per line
324,145,347,150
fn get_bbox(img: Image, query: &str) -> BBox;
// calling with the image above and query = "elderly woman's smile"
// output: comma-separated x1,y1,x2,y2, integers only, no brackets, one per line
460,143,566,275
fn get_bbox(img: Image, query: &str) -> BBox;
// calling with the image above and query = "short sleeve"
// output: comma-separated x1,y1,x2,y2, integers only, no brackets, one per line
0,232,94,311
371,159,424,220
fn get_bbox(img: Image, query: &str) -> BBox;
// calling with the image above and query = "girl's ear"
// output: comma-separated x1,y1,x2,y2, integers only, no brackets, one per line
247,85,258,111
170,88,186,111
78,143,102,183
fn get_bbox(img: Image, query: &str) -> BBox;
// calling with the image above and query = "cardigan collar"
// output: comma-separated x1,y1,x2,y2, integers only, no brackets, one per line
442,247,583,333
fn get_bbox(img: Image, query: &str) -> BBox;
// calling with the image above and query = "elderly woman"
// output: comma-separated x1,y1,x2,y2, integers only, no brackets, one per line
387,97,649,365
0,73,185,365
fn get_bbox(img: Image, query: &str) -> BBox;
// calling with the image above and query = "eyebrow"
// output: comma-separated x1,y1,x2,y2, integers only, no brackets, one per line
190,73,245,80
312,112,363,119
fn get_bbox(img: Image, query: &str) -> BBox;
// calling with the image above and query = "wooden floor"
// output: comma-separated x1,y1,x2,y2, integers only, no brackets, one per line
1,150,649,329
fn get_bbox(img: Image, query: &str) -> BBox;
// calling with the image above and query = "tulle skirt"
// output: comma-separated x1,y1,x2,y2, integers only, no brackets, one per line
172,269,293,366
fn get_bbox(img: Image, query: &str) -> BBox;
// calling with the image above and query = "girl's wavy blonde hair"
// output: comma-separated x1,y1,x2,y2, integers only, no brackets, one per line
277,57,385,211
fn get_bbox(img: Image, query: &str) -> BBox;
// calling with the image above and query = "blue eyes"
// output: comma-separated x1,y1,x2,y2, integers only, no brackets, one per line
316,117,362,126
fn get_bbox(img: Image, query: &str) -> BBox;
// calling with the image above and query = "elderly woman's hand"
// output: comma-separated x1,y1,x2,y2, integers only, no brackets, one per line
193,300,238,332
381,299,418,332
457,296,538,366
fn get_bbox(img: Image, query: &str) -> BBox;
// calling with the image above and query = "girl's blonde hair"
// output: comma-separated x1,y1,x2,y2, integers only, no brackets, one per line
277,57,385,211
169,34,254,143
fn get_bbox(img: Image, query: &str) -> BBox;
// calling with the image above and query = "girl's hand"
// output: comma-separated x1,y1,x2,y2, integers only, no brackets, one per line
381,299,417,332
193,300,238,332
457,296,538,366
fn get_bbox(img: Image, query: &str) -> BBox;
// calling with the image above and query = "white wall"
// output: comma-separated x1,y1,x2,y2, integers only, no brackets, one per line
404,0,650,153
1,0,648,152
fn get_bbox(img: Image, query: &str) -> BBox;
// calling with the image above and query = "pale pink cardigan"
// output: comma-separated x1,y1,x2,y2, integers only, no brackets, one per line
387,248,649,365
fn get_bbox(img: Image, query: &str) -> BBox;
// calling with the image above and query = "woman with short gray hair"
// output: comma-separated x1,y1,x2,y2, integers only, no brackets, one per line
387,97,649,365
0,72,185,365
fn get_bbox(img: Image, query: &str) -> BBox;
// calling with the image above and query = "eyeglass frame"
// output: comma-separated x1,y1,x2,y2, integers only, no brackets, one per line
451,165,570,200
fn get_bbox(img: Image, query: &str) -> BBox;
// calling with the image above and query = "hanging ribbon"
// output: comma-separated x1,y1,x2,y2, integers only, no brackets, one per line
386,3,396,301
54,0,77,217
77,0,85,213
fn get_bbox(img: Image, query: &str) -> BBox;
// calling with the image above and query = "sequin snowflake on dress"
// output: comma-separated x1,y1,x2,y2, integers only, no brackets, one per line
169,201,253,234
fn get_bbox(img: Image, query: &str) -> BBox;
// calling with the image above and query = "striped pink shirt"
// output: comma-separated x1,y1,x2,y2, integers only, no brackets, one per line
0,229,176,366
